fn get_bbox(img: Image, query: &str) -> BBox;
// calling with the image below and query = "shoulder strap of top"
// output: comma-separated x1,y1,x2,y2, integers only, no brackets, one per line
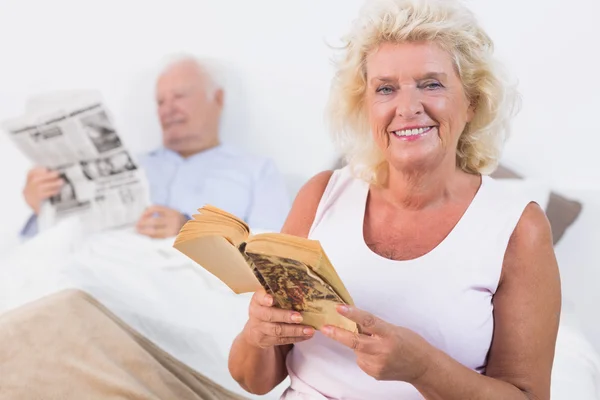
308,166,360,237
456,176,538,290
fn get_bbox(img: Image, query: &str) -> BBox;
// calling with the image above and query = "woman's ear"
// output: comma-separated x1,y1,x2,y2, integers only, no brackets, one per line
466,96,477,123
466,102,476,123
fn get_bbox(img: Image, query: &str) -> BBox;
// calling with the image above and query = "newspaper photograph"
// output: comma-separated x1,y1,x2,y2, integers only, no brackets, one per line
2,100,150,233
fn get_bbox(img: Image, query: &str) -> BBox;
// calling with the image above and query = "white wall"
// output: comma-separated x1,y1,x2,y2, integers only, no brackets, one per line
1,0,599,191
0,0,599,344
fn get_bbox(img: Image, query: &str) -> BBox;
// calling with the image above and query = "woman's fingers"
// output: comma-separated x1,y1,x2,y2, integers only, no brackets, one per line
259,322,315,339
246,291,316,348
252,322,315,348
250,302,304,325
251,291,304,324
254,291,274,307
271,335,313,346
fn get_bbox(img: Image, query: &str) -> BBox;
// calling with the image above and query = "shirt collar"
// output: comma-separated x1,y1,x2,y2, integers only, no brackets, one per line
158,143,226,163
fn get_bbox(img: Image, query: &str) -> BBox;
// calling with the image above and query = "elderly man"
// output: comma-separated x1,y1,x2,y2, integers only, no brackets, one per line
20,55,291,239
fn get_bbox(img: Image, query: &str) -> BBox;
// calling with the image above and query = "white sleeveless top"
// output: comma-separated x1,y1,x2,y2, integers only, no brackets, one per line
281,166,534,400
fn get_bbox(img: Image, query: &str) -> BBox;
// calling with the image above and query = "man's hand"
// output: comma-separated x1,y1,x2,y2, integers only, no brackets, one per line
23,167,64,214
136,205,188,239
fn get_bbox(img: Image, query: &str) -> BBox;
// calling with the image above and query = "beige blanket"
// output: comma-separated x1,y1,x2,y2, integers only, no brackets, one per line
0,289,249,400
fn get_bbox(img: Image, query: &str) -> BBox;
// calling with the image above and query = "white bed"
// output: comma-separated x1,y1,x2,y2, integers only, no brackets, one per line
0,212,598,400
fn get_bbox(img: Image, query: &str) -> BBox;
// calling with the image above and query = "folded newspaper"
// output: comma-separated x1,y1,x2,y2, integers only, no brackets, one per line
1,92,150,233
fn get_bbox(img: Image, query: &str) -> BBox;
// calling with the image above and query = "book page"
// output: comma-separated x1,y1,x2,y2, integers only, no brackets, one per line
177,205,249,248
174,236,263,294
245,235,354,306
177,220,248,248
245,251,356,332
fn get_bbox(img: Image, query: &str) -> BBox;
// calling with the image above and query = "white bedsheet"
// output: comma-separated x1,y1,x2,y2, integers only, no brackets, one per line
0,218,287,399
0,219,598,400
552,312,600,399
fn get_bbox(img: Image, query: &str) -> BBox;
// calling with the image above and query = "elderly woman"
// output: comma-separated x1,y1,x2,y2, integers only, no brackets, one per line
228,0,561,398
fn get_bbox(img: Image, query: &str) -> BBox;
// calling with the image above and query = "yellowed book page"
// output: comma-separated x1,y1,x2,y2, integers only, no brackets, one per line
199,205,250,229
174,236,263,294
245,236,354,306
176,219,248,248
315,247,354,306
247,233,319,251
191,214,248,234
302,309,357,332
244,251,357,332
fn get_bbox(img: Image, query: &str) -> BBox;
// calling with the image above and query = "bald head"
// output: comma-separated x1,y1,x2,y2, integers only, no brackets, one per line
158,57,219,97
155,57,224,157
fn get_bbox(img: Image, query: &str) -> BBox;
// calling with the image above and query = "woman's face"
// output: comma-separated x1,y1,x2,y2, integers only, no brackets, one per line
365,41,474,173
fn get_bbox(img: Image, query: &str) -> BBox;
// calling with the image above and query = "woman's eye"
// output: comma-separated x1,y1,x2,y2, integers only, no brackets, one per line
376,86,393,95
423,81,443,90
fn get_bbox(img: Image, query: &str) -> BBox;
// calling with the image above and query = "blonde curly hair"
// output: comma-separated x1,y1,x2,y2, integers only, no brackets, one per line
327,0,520,184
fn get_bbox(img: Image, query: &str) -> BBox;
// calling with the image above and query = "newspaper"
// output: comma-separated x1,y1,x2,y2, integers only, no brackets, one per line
2,97,150,233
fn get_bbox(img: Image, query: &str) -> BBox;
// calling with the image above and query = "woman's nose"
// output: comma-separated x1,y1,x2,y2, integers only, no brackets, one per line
395,89,424,118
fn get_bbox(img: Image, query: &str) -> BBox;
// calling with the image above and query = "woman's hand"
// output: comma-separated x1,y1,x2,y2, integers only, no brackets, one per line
241,290,315,349
321,305,433,383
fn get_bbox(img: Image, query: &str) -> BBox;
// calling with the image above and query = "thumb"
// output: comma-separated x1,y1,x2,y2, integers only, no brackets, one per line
337,305,388,336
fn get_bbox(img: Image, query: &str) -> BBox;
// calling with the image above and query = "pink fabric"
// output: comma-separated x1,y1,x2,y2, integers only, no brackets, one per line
282,166,533,399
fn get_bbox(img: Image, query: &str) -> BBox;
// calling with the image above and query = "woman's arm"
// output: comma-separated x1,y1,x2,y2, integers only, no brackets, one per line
228,321,293,395
228,170,334,395
411,202,561,399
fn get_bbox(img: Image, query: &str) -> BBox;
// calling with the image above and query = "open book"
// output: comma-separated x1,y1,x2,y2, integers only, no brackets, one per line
173,205,356,332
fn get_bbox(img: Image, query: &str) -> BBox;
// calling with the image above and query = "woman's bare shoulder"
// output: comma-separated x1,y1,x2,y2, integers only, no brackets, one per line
486,202,560,393
505,202,554,266
280,170,335,238
500,200,558,287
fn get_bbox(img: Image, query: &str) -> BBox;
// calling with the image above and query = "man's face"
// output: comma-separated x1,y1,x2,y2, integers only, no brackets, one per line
155,61,223,157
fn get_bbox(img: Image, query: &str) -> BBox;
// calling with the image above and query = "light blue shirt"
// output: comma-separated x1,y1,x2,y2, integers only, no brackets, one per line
21,144,291,237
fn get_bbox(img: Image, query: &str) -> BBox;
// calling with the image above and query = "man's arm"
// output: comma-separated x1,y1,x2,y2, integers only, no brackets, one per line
18,166,64,240
19,214,39,239
246,159,292,232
